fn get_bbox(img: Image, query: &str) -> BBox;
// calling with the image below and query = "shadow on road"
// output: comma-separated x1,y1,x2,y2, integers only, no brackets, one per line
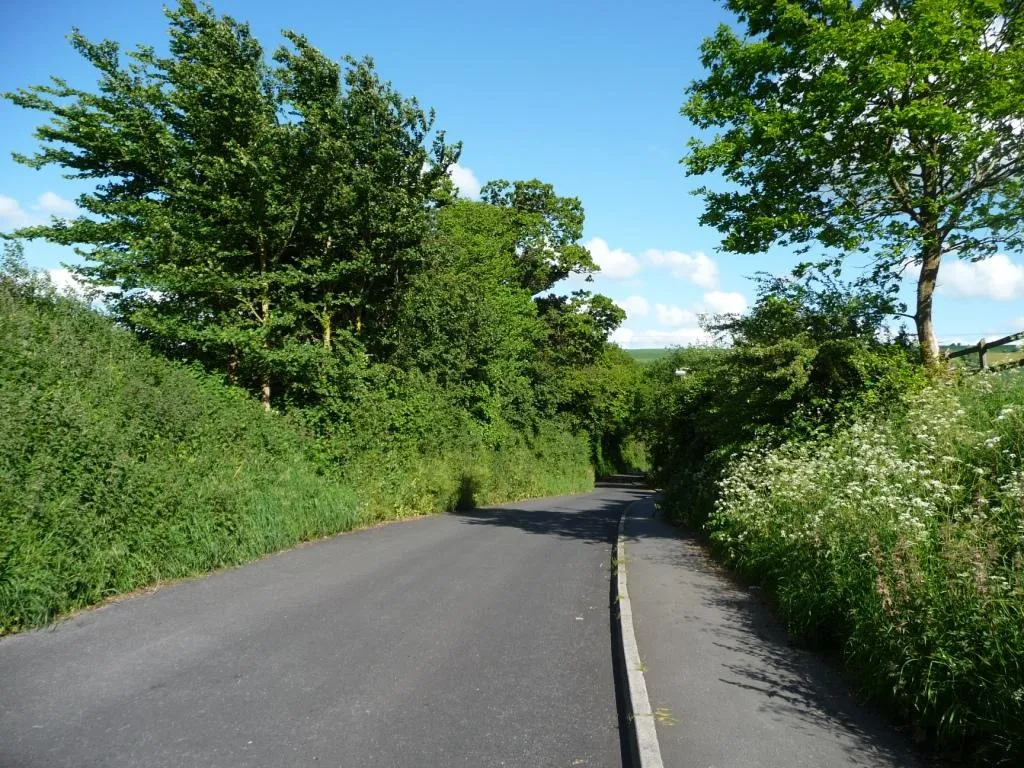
449,483,656,545
628,514,928,767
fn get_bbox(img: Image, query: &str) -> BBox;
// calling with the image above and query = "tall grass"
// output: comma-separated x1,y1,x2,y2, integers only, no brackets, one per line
0,281,593,634
708,371,1024,762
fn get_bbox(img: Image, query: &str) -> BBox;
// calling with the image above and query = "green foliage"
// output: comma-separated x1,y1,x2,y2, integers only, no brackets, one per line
560,345,648,477
0,1,643,635
391,200,545,429
0,270,594,633
479,179,595,294
710,373,1024,763
684,0,1024,363
645,268,927,525
0,264,358,633
5,0,458,407
389,193,644,472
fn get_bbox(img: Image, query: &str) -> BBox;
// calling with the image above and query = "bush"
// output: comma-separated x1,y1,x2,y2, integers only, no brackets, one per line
709,372,1024,762
0,280,360,633
645,337,926,526
0,277,594,633
324,367,594,519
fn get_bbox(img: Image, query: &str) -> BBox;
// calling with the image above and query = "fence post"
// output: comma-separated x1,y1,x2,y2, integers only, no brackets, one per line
979,338,987,370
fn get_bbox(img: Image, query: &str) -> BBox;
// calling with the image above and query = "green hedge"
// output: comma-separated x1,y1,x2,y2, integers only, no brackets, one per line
0,282,592,634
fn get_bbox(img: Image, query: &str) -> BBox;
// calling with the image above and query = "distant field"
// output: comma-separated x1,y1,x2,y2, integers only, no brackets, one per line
625,348,673,364
943,344,1024,369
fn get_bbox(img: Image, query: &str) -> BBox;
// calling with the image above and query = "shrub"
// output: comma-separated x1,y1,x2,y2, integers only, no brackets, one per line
709,371,1024,762
0,276,594,633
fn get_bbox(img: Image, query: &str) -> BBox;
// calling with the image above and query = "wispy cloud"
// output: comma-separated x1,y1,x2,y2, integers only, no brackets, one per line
615,295,650,319
701,291,747,315
0,195,37,230
654,303,697,327
0,192,78,231
37,192,78,217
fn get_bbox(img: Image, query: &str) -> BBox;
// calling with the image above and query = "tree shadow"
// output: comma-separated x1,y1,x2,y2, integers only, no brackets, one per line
449,484,659,545
627,515,932,766
455,474,479,511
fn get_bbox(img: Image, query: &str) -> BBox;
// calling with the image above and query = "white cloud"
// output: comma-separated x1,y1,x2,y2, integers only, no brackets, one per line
47,268,86,296
610,325,712,349
645,248,719,288
586,237,640,280
1,192,78,231
448,163,481,199
615,295,649,319
36,192,78,217
654,303,697,327
702,291,748,315
609,327,634,346
939,254,1024,300
0,195,37,230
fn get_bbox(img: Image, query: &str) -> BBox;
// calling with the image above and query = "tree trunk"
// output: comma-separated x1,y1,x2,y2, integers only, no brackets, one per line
261,374,271,410
259,242,272,410
260,292,272,412
915,242,942,368
227,349,238,385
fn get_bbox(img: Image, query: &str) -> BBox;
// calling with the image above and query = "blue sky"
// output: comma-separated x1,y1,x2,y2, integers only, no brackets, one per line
2,0,1022,347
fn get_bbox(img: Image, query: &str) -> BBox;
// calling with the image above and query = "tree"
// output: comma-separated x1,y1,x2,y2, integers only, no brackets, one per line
5,0,457,408
480,179,596,294
392,200,545,429
275,36,459,359
683,0,1024,366
9,1,293,406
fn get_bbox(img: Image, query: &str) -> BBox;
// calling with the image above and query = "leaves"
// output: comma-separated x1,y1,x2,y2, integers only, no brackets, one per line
5,1,458,407
684,0,1024,362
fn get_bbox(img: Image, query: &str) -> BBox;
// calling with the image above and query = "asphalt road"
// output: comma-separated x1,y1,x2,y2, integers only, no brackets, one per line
0,485,648,768
624,498,922,767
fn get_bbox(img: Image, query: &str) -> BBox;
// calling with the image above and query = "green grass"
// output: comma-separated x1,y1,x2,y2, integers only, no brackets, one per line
706,370,1024,763
0,280,593,634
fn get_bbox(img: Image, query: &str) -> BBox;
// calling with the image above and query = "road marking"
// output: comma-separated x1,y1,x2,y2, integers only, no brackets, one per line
616,499,665,768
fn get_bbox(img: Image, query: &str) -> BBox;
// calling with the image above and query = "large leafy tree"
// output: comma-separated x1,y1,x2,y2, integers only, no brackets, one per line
391,184,633,455
480,179,596,294
684,0,1024,366
6,0,457,407
393,200,545,428
275,36,458,359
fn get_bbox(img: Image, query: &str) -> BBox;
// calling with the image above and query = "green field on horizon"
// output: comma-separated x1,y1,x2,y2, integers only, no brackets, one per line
625,348,674,364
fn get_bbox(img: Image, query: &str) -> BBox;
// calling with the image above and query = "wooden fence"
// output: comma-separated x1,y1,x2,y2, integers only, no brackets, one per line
945,330,1024,372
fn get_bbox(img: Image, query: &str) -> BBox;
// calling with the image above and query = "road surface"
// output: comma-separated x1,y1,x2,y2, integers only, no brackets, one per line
0,486,647,768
